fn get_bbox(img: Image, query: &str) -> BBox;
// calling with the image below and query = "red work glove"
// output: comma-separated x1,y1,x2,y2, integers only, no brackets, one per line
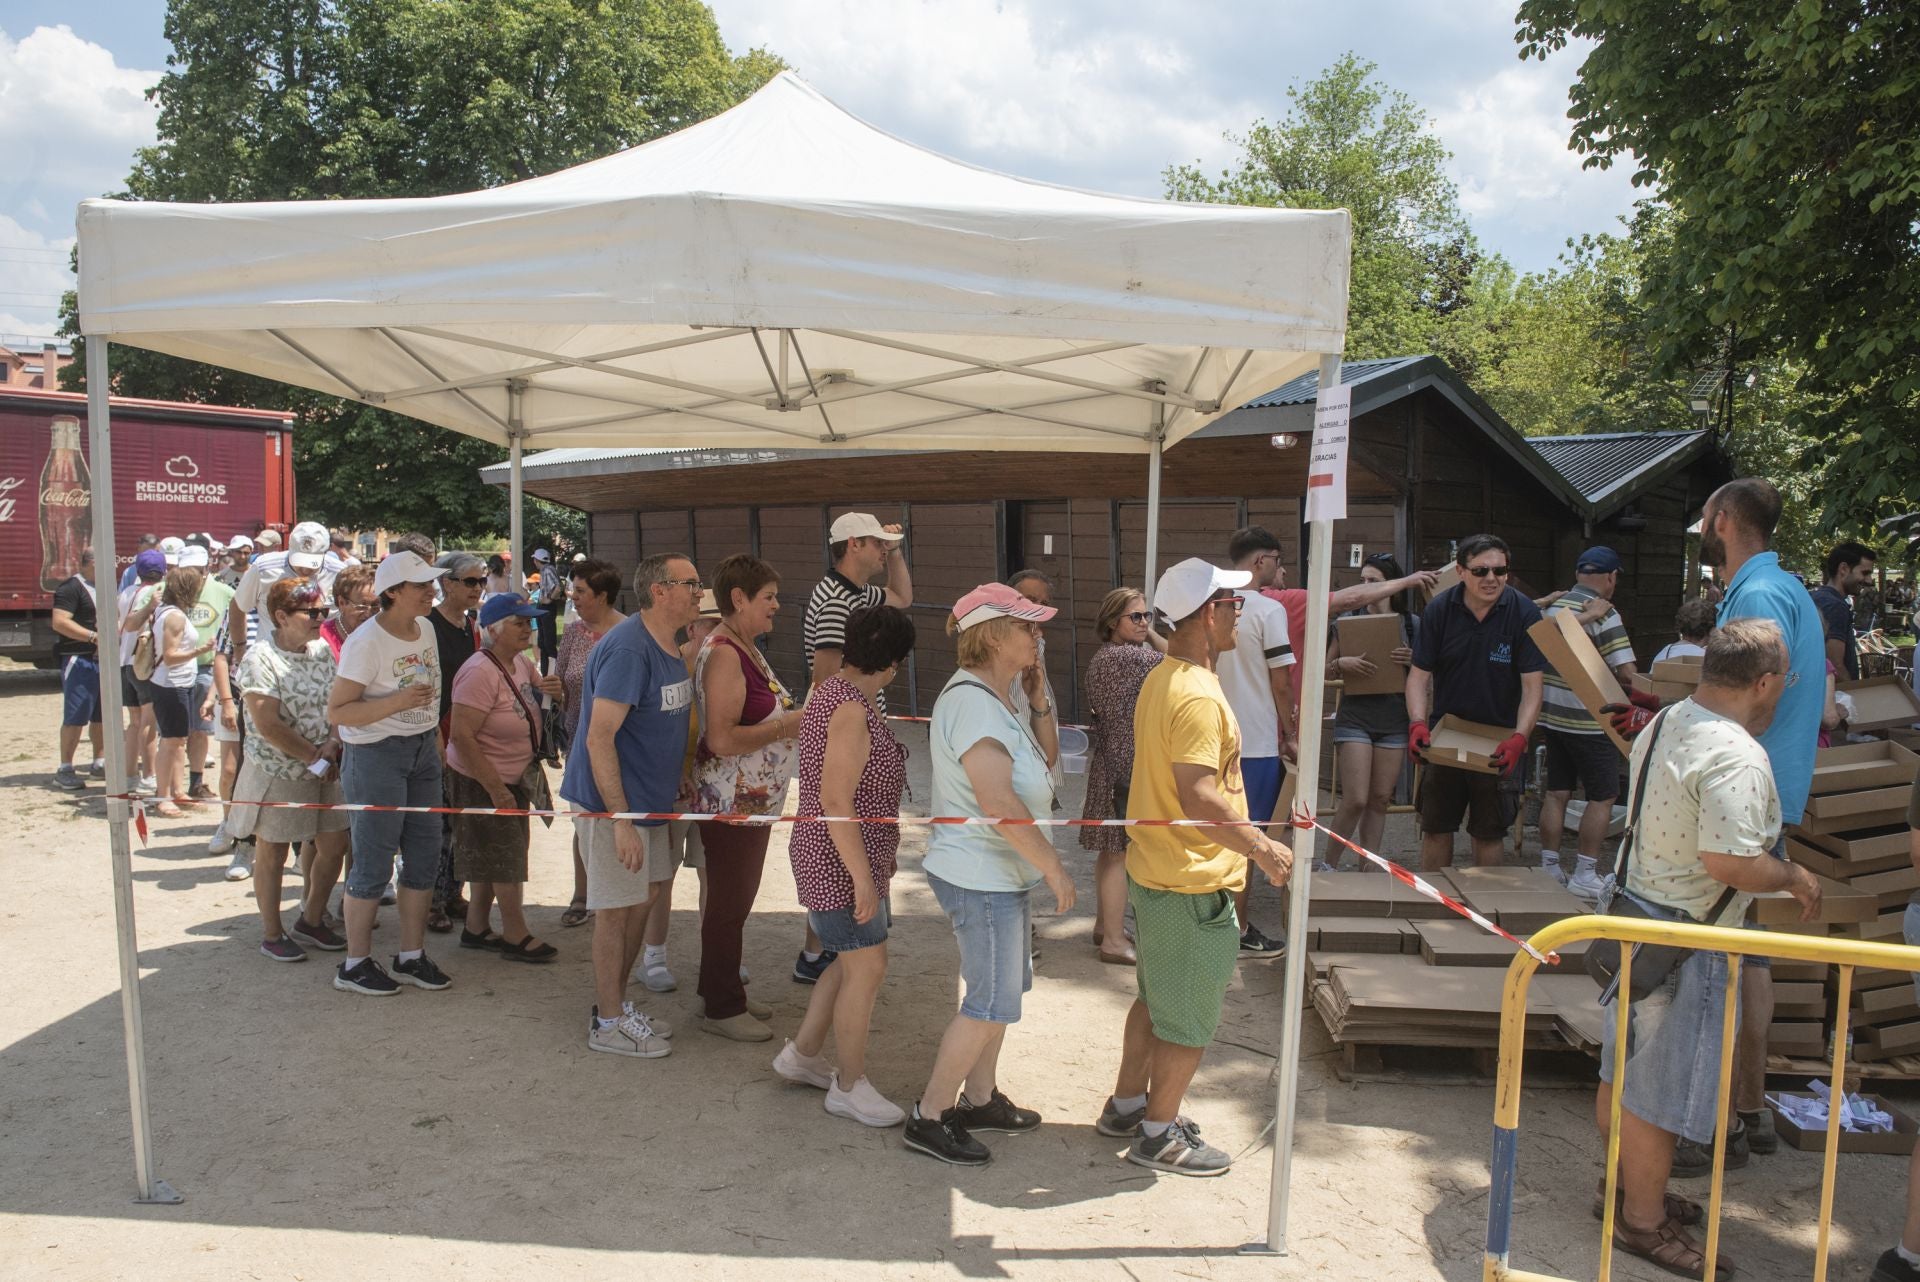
1490,733,1529,775
1601,687,1661,740
1407,720,1431,763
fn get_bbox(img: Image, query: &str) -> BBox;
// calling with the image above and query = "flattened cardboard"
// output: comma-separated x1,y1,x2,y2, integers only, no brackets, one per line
1302,871,1454,920
1749,872,1879,925
1440,866,1574,894
1651,655,1705,685
1458,884,1589,935
1767,1020,1827,1057
1771,1092,1919,1153
1632,672,1697,703
1837,676,1920,732
1799,805,1910,836
1414,917,1588,968
1859,1019,1920,1060
1426,716,1512,775
1808,740,1920,795
1773,959,1832,983
1856,967,1916,993
1804,785,1916,822
1527,610,1632,754
1335,613,1408,696
1794,824,1912,866
1785,834,1910,879
1313,916,1417,954
1832,907,1908,941
1774,980,1828,1018
1857,983,1920,1016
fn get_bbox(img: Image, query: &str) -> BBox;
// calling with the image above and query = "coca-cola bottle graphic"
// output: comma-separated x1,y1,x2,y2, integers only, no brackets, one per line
39,416,93,591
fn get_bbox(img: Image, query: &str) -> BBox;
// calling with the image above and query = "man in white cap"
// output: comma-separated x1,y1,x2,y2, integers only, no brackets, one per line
255,528,282,551
230,521,334,667
158,535,186,567
1098,557,1294,1177
796,511,914,983
217,534,252,589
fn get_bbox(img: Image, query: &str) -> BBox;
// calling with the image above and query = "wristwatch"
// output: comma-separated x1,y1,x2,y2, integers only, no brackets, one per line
1031,703,1054,718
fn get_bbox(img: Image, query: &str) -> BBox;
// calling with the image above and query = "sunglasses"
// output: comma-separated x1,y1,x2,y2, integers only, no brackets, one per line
1123,610,1152,624
453,576,487,588
1206,592,1246,611
1464,565,1511,579
297,608,329,621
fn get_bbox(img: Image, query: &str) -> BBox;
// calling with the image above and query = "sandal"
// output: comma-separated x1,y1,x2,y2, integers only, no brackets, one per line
1593,1180,1703,1226
151,801,187,819
426,909,454,934
1613,1214,1735,1280
560,900,590,928
499,935,558,963
171,795,204,809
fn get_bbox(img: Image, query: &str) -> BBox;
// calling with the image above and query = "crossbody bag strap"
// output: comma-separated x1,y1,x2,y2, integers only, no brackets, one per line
480,648,542,757
1614,707,1671,886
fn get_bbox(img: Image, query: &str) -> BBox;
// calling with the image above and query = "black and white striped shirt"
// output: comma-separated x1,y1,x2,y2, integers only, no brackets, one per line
804,570,887,705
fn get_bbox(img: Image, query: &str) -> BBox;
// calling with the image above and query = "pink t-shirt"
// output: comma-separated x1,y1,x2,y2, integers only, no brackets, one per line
447,650,541,780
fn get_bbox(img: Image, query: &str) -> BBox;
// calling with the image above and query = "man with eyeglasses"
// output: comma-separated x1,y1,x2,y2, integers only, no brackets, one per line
229,521,336,668
1406,533,1546,870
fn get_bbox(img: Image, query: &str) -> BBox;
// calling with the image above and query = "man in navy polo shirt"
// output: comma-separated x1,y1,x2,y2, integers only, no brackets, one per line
1406,533,1545,871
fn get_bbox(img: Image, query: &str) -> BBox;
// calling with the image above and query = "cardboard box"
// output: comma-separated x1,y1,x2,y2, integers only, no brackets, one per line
1302,871,1453,920
1334,613,1408,696
1312,916,1417,954
1799,805,1912,836
1855,967,1916,993
1858,1019,1920,1061
1457,884,1589,935
1774,959,1832,983
1748,872,1880,925
1652,655,1705,685
1775,980,1829,1018
1413,917,1583,967
1804,785,1917,822
1770,1092,1918,1153
1425,716,1513,775
1837,676,1920,732
1527,610,1632,754
1632,672,1697,703
1794,824,1912,867
1809,740,1920,795
1785,834,1910,879
1832,907,1909,941
1767,1020,1828,1057
1856,983,1920,1016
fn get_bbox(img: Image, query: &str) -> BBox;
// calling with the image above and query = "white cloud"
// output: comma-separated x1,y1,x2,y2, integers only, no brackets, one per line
0,214,76,339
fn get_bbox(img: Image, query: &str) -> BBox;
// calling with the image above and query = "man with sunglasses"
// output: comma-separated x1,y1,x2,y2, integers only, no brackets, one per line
1406,534,1546,870
229,521,336,669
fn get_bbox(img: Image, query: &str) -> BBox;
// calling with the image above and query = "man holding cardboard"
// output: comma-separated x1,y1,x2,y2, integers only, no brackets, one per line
1538,547,1642,899
1406,534,1546,870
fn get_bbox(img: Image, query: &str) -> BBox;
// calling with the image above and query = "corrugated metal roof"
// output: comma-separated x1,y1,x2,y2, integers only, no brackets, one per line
1238,356,1427,408
1528,431,1710,505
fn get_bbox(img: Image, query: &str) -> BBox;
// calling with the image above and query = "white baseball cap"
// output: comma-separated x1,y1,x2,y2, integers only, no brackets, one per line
1154,557,1252,625
227,534,254,551
373,550,449,596
255,529,282,549
286,520,329,571
177,545,211,570
158,536,185,565
829,512,903,543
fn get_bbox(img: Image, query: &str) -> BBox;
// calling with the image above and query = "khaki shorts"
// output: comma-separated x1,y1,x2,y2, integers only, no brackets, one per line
574,815,679,910
671,818,705,869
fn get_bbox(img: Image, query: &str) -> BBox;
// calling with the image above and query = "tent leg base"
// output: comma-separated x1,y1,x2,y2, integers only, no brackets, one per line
135,1179,184,1205
1237,1242,1285,1257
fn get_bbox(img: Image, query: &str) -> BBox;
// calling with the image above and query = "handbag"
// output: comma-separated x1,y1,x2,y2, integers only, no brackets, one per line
132,604,164,682
1584,708,1736,1003
687,632,798,817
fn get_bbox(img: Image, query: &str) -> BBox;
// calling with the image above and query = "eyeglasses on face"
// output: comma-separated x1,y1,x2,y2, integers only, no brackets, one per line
1206,593,1246,612
1123,610,1153,624
1464,564,1511,579
663,578,704,591
1767,669,1801,688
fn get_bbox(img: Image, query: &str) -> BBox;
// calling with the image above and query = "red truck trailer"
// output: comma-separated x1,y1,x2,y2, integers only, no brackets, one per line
0,387,296,665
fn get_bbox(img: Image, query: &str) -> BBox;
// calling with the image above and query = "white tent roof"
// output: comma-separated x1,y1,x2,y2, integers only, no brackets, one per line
77,73,1349,454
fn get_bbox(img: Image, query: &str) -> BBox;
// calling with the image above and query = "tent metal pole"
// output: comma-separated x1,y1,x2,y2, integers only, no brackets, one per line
508,380,526,580
86,337,183,1206
1142,406,1165,609
1245,351,1339,1256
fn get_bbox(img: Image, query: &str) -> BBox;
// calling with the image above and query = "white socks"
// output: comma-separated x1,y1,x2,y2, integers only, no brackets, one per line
643,944,668,966
397,948,422,963
1575,854,1597,878
1112,1093,1147,1114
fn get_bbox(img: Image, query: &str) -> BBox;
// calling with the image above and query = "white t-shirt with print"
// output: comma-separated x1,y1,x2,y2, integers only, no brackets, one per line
333,615,442,745
1214,589,1296,760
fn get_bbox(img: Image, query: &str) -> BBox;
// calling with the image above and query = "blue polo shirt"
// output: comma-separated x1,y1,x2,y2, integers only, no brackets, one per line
557,614,692,826
1413,583,1546,727
1718,551,1824,823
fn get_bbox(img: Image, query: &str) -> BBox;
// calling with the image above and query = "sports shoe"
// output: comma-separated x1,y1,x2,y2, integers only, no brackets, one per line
701,1011,773,1042
1539,852,1567,885
954,1089,1040,1134
334,957,400,995
390,952,452,991
259,935,307,963
793,949,838,984
207,822,236,855
1872,1247,1920,1282
1128,1118,1232,1177
1095,1096,1202,1139
903,1104,991,1166
1239,924,1286,958
89,760,105,778
620,1001,672,1039
1738,1107,1779,1155
380,878,397,907
1566,865,1608,903
588,1009,671,1059
224,844,253,881
189,782,217,801
289,917,346,951
745,995,773,1021
827,1075,906,1128
772,1039,835,1089
53,765,84,791
1670,1122,1749,1178
135,775,158,796
631,958,678,992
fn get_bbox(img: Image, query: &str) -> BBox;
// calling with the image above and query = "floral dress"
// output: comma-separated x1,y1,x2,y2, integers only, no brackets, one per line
1079,642,1163,854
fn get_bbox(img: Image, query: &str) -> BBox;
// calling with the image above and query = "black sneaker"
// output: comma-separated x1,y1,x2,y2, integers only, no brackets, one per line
792,949,838,984
1127,1118,1232,1177
1737,1107,1778,1155
1096,1096,1201,1139
1873,1247,1920,1282
903,1105,991,1166
1239,924,1286,958
1670,1122,1749,1178
391,953,452,990
954,1089,1041,1134
333,958,400,996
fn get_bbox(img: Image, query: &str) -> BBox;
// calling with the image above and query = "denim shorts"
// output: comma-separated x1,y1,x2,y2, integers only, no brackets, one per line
1331,724,1408,749
1600,945,1734,1144
928,871,1032,1024
809,898,892,953
342,731,444,900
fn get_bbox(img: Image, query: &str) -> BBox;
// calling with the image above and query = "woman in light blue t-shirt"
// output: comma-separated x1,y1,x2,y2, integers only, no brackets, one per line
904,584,1073,1170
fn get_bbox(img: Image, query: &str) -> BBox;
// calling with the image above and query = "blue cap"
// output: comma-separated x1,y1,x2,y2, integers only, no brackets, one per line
478,593,547,628
135,549,168,579
1576,546,1622,575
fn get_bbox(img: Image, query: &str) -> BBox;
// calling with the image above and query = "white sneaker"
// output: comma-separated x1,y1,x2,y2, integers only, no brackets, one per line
135,775,158,797
825,1075,906,1128
772,1039,834,1089
1566,866,1606,902
1539,854,1567,886
589,1011,671,1058
207,822,236,856
631,957,678,992
621,1000,672,1039
224,843,253,881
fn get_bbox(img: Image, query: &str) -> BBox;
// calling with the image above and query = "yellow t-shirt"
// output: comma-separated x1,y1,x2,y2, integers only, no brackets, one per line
1125,656,1249,894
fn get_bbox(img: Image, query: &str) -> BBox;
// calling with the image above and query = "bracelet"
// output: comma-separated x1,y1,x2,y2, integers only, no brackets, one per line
1031,703,1053,718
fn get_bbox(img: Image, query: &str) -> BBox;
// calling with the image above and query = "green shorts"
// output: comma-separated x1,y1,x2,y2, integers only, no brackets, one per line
1128,877,1241,1048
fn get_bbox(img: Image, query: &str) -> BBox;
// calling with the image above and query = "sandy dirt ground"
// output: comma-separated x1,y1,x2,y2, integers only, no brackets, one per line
0,660,1911,1282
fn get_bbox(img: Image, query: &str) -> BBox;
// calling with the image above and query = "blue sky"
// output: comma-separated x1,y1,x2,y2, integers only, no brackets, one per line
0,0,1640,338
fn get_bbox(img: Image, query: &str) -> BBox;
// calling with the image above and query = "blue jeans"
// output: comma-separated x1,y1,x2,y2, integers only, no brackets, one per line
928,871,1032,1024
342,732,443,901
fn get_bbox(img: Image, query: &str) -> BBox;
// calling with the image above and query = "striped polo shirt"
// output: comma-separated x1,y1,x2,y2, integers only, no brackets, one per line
1540,584,1635,735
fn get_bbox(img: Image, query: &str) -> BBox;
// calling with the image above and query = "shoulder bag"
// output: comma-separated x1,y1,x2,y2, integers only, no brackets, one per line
477,649,554,827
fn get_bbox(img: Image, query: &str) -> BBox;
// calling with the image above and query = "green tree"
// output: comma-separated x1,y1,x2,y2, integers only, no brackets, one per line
64,0,783,534
1165,54,1478,360
1514,0,1920,534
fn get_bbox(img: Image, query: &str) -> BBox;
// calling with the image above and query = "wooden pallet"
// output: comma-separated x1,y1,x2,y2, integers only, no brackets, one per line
1767,1053,1920,1082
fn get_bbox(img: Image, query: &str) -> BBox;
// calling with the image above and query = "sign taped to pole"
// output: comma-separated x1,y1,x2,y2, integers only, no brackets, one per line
1306,382,1351,522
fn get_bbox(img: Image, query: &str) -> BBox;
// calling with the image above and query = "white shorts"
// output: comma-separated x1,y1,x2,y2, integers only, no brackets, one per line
574,815,679,910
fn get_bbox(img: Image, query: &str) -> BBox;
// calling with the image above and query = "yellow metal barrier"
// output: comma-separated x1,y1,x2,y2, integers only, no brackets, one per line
1484,914,1920,1282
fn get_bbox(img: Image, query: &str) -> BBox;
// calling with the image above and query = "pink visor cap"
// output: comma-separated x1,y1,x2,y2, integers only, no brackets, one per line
952,582,1057,631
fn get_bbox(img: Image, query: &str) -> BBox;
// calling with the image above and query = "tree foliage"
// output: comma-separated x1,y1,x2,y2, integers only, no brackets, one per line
63,0,782,541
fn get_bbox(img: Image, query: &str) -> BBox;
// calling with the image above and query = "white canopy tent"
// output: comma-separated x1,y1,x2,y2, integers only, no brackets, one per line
76,71,1350,1248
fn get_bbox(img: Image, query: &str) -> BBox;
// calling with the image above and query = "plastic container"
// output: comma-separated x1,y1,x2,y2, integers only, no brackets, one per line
1058,725,1089,774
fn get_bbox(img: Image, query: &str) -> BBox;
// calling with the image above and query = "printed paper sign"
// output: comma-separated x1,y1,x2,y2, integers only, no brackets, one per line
1306,383,1351,523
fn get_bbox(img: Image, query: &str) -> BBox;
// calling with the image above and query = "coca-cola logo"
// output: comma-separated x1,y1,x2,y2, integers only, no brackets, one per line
38,484,91,509
0,476,20,522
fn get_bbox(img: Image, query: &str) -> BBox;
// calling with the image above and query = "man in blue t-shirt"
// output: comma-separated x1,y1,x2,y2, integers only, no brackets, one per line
1810,541,1875,681
1406,533,1546,871
560,552,701,1061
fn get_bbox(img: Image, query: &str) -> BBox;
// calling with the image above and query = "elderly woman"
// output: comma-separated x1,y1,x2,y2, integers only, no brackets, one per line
145,566,217,818
327,550,451,997
320,563,377,658
904,584,1073,1167
427,551,488,932
446,593,565,962
1325,553,1420,867
231,577,351,962
689,554,803,1042
555,558,625,928
1079,587,1165,964
773,605,917,1127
